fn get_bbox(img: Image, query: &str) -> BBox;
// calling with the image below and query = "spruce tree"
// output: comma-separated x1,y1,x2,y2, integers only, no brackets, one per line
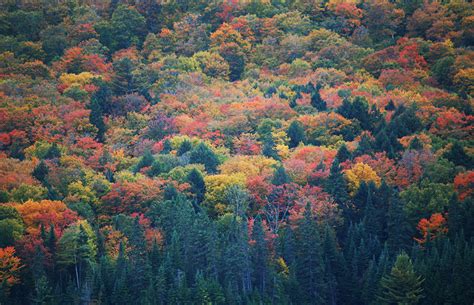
271,166,291,186
310,86,326,111
189,143,220,173
296,203,326,304
287,120,305,148
377,253,424,305
32,160,49,184
186,168,206,203
177,139,192,156
44,143,61,159
89,97,107,143
336,144,351,162
134,149,154,173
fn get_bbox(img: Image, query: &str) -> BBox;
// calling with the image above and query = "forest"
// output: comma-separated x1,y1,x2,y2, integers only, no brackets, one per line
0,0,473,304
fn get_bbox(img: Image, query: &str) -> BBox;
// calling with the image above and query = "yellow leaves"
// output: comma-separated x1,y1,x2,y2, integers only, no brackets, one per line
275,257,289,277
204,173,246,215
210,23,251,52
453,68,474,96
219,155,277,178
59,72,95,86
345,162,381,195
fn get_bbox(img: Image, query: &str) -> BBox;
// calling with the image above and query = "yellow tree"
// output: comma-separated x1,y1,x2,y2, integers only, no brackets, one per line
345,162,381,195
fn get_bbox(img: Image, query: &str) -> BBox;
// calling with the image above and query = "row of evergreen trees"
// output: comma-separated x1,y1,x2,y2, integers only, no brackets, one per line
4,185,474,305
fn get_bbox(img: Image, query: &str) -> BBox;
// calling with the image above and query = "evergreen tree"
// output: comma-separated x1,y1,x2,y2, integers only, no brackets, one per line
322,225,342,305
189,143,220,173
89,96,107,143
32,160,49,184
44,143,61,159
287,120,305,148
271,166,291,186
386,194,411,254
378,252,424,305
311,86,326,111
443,142,473,169
186,168,206,203
134,149,154,173
250,216,269,294
355,134,374,156
336,144,351,162
325,159,349,205
177,139,192,156
161,139,172,154
262,136,280,161
296,203,326,304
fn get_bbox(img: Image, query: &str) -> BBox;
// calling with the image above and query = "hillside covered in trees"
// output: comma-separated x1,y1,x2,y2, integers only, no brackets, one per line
0,0,473,304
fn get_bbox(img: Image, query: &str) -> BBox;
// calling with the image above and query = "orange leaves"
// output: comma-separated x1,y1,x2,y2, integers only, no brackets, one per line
454,171,474,201
0,247,23,287
210,23,251,52
0,156,37,191
415,213,448,245
100,178,163,215
430,108,474,137
14,200,78,236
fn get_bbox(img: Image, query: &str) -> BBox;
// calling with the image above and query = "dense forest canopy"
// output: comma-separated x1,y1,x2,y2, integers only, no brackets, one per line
0,0,473,304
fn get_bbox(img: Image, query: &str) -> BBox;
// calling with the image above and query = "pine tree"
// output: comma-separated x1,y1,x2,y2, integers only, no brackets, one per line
311,86,326,111
32,276,53,305
89,97,107,143
44,143,61,159
322,225,342,305
187,168,206,203
161,139,172,154
377,253,424,305
296,203,326,304
325,159,349,205
134,149,154,173
177,139,192,156
287,120,305,148
262,136,280,161
271,166,291,186
250,216,269,294
189,142,220,173
444,142,473,169
336,144,351,162
386,194,411,254
32,160,49,184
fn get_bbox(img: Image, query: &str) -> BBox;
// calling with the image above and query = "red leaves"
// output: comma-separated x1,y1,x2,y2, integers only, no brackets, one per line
100,178,164,216
0,247,23,287
454,171,474,201
415,213,448,245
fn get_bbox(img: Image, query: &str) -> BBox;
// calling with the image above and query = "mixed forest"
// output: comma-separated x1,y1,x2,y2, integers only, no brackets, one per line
0,0,473,304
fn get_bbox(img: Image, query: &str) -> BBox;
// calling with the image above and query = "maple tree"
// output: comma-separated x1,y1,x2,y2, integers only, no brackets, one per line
0,247,23,287
415,213,448,245
0,1,473,304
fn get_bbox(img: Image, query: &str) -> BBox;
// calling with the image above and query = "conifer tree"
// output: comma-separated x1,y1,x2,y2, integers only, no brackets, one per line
378,253,424,305
189,143,220,173
186,168,206,203
296,203,326,304
271,166,291,186
287,120,305,148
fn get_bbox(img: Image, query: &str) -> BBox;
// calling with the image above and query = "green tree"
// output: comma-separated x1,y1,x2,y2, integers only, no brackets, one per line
177,139,192,156
287,120,305,148
187,168,206,203
271,166,291,186
296,203,326,304
95,5,146,52
378,253,424,305
189,143,220,173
